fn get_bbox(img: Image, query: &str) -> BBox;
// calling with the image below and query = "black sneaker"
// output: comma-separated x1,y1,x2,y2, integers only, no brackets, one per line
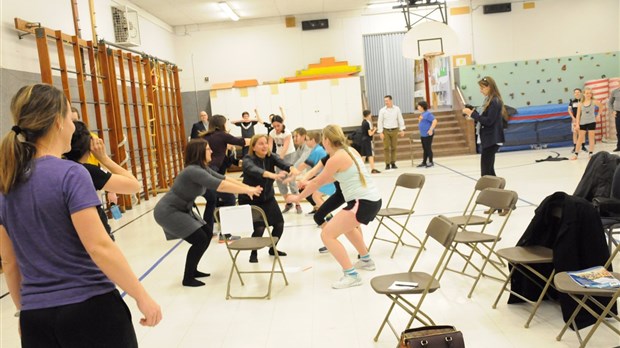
385,164,391,170
371,169,381,174
582,145,588,152
426,162,434,168
416,163,427,168
391,163,398,169
318,246,328,253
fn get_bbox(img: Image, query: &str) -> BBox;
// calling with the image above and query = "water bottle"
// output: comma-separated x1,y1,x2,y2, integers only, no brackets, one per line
110,204,122,220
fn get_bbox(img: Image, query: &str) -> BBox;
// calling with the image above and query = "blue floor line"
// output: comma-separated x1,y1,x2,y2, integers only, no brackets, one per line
435,162,538,207
121,239,183,298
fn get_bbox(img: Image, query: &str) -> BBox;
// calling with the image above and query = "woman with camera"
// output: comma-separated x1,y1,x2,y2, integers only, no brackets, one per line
462,76,507,177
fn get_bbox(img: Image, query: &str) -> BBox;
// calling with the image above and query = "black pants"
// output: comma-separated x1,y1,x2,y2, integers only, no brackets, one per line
615,111,620,149
480,144,500,177
183,225,213,280
21,290,137,348
421,135,434,164
313,183,345,226
202,190,236,231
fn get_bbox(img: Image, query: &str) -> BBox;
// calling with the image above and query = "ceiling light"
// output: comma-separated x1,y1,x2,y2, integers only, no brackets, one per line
367,2,397,9
218,2,239,21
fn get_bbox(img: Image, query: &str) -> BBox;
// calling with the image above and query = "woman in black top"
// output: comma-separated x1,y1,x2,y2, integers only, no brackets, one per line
63,121,141,240
462,76,507,177
201,115,248,238
239,134,299,262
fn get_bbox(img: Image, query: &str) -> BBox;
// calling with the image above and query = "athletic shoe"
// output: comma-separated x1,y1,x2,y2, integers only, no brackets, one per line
385,164,391,171
318,246,329,253
354,259,376,271
282,203,293,213
371,169,381,174
426,162,434,168
332,274,362,289
416,163,427,168
391,163,398,169
295,204,303,214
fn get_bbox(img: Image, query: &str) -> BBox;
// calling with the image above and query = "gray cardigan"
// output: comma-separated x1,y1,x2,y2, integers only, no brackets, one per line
154,165,224,240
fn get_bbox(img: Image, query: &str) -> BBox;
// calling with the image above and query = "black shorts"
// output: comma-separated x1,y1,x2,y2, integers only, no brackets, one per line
579,122,596,131
343,199,382,225
359,140,373,157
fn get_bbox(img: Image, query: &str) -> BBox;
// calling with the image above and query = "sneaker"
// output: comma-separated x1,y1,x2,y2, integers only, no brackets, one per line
332,273,362,289
582,145,588,152
295,204,303,214
354,259,376,271
282,203,293,213
426,162,434,168
318,246,329,253
385,164,391,171
219,233,240,243
371,169,381,174
416,163,427,168
391,163,398,169
268,248,287,256
249,251,258,263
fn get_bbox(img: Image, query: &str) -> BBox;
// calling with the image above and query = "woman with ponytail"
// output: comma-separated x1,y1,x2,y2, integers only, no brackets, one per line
286,124,382,289
0,84,161,347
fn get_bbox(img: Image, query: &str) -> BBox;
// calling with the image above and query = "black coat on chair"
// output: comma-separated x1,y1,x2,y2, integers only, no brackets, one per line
508,191,614,329
574,151,620,202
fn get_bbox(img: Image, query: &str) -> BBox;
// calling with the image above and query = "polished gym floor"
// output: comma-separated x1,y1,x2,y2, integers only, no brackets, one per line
2,144,619,347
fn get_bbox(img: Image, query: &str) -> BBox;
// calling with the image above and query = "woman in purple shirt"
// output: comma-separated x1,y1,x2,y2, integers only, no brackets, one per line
0,84,161,347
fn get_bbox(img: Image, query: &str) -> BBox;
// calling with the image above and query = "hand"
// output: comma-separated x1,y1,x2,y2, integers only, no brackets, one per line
462,108,473,117
90,138,108,160
427,129,434,136
379,133,384,140
247,186,262,199
107,192,118,205
398,131,405,137
275,171,288,181
286,194,300,204
297,179,308,190
136,294,162,327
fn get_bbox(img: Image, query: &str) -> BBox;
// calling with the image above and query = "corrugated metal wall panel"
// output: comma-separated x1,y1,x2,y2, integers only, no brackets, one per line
363,32,414,115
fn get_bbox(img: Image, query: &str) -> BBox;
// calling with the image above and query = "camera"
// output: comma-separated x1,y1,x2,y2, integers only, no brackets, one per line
463,104,475,117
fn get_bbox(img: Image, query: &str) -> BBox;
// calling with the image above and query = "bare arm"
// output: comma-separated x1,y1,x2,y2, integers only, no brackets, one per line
279,106,286,121
279,134,291,157
254,108,264,124
72,207,161,327
91,138,140,194
428,119,438,135
0,225,22,311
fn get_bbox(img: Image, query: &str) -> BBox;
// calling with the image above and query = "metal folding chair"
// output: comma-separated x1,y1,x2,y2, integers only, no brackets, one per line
215,205,288,300
446,175,506,228
368,173,425,258
371,215,458,342
438,188,519,298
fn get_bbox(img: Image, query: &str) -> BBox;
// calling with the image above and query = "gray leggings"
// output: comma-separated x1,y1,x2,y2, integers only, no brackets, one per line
276,152,299,195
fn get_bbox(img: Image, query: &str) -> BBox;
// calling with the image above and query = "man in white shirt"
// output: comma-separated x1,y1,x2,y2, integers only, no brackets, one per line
377,95,405,170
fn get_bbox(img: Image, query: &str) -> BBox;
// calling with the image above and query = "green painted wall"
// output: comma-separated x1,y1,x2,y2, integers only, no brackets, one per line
458,51,619,108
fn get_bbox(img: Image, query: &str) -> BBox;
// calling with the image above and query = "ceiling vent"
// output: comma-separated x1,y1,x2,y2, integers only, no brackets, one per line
111,5,141,47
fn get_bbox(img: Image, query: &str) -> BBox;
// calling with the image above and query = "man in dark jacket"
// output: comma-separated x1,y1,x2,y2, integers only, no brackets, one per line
190,111,209,139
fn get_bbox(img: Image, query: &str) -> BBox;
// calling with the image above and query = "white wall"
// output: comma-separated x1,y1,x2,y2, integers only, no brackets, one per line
0,0,177,74
175,0,619,92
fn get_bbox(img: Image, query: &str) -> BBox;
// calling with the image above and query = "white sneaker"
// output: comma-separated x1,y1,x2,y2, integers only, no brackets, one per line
332,273,362,289
354,259,376,271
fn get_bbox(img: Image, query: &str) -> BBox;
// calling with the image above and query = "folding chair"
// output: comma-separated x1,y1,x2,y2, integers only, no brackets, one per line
368,173,425,258
446,175,506,228
554,243,620,347
371,215,458,342
408,133,421,166
438,188,519,299
214,205,288,300
492,246,555,328
491,204,560,328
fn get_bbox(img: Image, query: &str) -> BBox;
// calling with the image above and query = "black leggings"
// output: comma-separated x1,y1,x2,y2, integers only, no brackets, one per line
21,290,137,348
183,224,213,280
313,183,345,226
252,221,284,240
421,135,434,164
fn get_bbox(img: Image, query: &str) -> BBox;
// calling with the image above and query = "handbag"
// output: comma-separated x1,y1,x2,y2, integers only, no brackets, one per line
399,325,464,348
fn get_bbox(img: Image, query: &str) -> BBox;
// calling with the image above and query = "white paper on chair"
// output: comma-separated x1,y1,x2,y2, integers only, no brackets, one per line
388,281,419,291
219,205,254,235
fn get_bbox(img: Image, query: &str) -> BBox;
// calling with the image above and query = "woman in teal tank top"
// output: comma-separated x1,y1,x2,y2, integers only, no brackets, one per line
287,125,382,289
